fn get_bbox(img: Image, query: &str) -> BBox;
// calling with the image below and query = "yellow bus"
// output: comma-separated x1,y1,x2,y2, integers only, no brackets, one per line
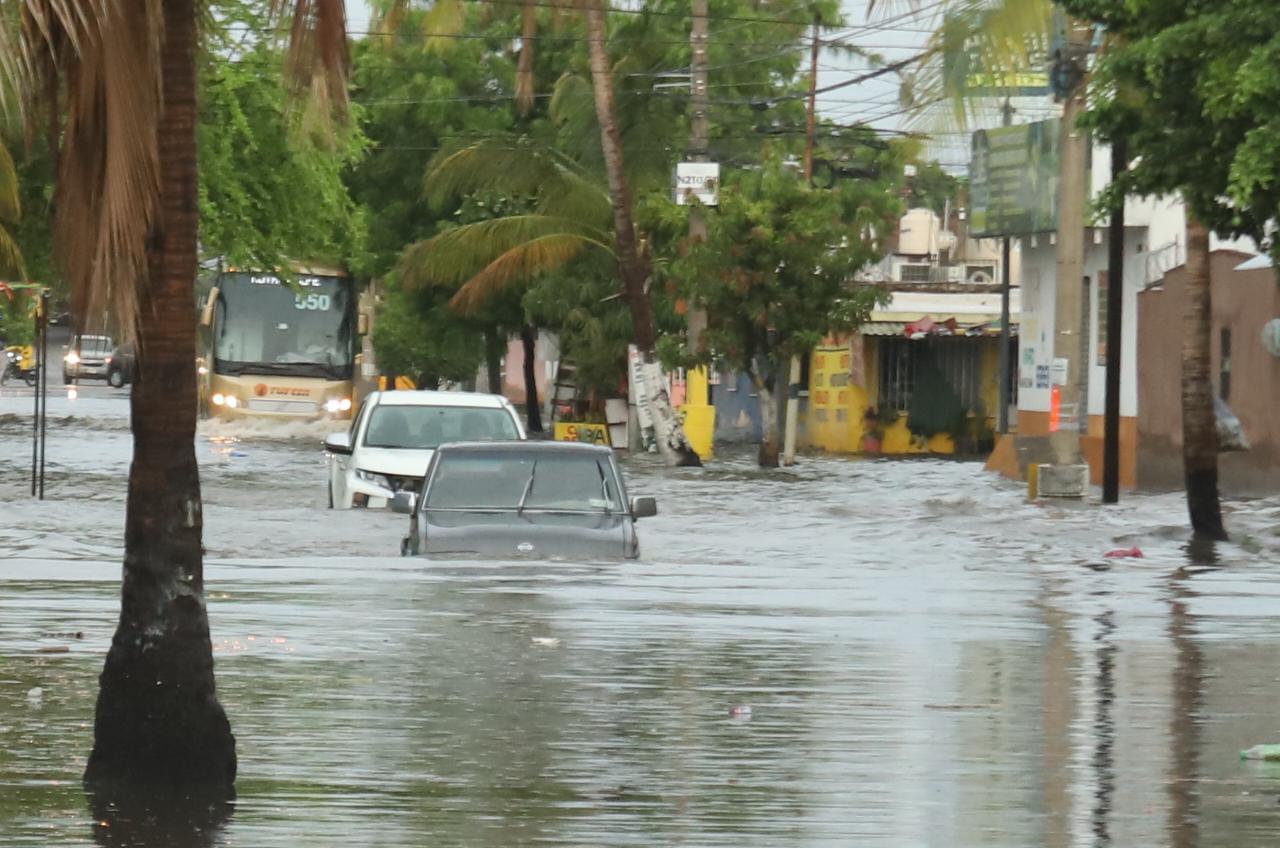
197,265,370,420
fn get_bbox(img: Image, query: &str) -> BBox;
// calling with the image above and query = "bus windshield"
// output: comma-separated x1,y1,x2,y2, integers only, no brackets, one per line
213,272,353,379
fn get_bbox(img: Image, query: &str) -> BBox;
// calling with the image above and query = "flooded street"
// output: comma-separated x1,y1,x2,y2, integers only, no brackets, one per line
3,387,1280,846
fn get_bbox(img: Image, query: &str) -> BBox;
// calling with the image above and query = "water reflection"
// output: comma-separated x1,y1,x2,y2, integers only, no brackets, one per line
88,792,232,848
4,413,1280,845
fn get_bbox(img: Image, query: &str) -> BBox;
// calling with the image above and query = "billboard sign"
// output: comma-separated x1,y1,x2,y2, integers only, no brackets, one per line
969,119,1061,238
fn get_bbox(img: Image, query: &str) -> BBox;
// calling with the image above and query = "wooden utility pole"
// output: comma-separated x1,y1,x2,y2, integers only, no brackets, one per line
1102,136,1126,503
782,15,820,466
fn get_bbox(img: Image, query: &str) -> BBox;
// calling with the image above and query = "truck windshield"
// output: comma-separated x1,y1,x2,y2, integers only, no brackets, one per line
426,451,622,512
213,272,353,379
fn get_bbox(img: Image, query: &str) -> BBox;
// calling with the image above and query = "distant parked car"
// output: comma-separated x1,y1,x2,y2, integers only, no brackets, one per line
106,342,137,388
63,334,114,383
393,441,657,560
323,390,526,509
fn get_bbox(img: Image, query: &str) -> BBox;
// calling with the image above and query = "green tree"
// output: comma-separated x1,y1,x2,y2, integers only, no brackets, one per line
651,153,900,466
1058,0,1280,539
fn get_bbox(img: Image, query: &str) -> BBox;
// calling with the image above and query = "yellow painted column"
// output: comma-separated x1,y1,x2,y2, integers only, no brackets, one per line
681,366,715,460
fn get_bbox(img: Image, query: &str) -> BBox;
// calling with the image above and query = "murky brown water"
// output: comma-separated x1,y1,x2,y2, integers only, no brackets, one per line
4,389,1280,846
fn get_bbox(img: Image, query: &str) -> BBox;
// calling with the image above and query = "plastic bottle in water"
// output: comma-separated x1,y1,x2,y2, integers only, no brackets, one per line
1239,744,1280,761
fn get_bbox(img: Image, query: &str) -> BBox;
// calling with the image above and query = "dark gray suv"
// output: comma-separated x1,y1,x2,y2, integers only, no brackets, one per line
394,441,657,560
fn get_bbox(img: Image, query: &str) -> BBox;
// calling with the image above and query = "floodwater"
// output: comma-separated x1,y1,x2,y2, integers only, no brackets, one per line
3,387,1280,847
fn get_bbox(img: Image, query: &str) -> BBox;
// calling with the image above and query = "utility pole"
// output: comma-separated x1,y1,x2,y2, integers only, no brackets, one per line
680,0,716,459
686,0,709,363
1101,136,1127,503
1041,20,1091,496
781,14,820,466
998,99,1013,435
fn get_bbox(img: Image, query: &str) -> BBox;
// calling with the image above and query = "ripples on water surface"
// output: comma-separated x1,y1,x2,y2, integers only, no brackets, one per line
3,390,1280,846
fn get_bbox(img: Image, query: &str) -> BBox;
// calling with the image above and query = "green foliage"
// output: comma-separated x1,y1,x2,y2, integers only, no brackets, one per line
906,161,964,216
344,10,519,280
1063,0,1280,258
371,281,483,387
198,32,365,271
0,290,36,346
647,152,900,379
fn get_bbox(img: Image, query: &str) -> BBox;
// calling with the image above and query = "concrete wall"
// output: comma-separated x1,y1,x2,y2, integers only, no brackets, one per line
1136,251,1280,495
711,371,763,444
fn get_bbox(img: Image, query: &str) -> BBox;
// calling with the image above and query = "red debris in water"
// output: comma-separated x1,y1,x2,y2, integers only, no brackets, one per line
1103,546,1144,559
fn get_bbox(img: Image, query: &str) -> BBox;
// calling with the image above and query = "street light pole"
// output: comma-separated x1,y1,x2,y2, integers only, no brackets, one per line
1102,136,1127,503
686,0,709,370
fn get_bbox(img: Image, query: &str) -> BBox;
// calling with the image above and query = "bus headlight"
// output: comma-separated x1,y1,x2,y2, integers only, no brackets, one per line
225,395,239,408
212,393,225,406
198,365,209,376
325,397,353,414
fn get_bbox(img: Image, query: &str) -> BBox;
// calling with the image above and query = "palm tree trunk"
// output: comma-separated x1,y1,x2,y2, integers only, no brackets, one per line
520,324,543,432
515,0,538,120
1181,217,1226,540
84,0,235,797
583,0,700,467
484,330,503,394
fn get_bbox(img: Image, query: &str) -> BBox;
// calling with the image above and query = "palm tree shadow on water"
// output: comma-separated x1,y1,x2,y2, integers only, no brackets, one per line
86,790,233,848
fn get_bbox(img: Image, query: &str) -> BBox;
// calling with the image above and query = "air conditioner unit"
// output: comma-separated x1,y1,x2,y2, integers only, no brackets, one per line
968,269,994,285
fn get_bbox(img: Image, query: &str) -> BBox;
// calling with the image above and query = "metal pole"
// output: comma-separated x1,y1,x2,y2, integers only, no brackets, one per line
1102,137,1127,503
38,291,49,499
31,294,39,497
997,99,1013,434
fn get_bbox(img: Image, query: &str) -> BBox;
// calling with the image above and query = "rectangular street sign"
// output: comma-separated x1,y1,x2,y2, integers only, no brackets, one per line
674,162,720,206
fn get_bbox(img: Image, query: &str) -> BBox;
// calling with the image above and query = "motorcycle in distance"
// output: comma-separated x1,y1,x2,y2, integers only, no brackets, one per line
1,345,38,387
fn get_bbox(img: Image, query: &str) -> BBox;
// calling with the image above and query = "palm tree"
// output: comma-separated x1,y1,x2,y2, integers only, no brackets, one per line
582,0,700,466
1181,218,1226,539
1,0,349,797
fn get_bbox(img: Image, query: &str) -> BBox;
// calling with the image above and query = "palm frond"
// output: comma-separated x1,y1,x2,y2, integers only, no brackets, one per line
450,233,609,314
0,139,19,226
1,0,165,337
399,214,612,291
0,224,21,278
275,0,350,124
425,137,611,224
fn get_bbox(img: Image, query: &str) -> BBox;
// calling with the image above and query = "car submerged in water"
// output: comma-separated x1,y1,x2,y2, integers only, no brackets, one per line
323,390,526,509
393,441,657,560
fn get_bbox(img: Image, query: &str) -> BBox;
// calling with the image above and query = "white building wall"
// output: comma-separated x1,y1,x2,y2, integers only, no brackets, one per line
1016,227,1145,419
1015,175,1258,424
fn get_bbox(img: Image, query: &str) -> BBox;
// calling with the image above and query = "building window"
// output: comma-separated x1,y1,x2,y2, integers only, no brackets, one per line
1220,328,1232,401
879,337,916,411
899,264,932,283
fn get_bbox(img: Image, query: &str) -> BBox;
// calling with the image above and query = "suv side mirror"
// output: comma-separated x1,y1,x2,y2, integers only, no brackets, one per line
323,432,352,455
390,492,415,514
630,496,657,519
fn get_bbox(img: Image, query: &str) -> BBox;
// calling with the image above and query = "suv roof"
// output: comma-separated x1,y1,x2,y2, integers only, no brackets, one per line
371,390,511,409
437,440,613,456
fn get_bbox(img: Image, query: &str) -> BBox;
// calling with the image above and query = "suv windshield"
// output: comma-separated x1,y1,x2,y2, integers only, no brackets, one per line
363,405,520,450
426,451,622,512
